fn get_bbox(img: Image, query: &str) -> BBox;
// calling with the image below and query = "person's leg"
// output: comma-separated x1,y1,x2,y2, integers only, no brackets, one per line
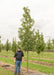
15,60,18,75
18,61,22,74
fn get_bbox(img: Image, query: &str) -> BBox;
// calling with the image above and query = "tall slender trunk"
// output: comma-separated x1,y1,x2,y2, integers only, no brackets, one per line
39,54,40,63
42,51,43,58
27,50,28,73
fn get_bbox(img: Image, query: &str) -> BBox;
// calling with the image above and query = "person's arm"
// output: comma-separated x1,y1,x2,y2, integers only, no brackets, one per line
22,51,24,62
14,52,16,63
22,56,24,62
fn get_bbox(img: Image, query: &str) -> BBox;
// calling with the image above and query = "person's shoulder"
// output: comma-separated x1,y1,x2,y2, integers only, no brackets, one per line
15,51,18,54
21,50,23,53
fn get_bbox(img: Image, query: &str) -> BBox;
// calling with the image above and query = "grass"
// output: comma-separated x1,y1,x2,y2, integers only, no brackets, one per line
22,62,54,74
0,53,14,57
24,57,54,64
0,50,54,74
26,51,54,59
1,50,54,59
0,51,54,64
0,56,54,74
0,67,14,75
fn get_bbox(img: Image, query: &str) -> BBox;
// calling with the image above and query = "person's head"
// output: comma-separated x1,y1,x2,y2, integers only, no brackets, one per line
18,47,21,51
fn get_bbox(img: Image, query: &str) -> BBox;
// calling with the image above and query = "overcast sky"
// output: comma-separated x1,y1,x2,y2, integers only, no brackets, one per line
0,0,54,44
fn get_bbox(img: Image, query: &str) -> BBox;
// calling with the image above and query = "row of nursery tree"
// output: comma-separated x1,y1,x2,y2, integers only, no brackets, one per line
0,7,54,53
0,33,54,52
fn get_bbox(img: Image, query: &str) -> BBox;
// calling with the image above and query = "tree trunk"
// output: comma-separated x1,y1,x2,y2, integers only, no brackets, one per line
39,54,40,63
27,50,28,73
42,52,43,58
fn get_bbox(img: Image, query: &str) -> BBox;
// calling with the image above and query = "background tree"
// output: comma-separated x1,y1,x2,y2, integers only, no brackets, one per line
1,43,5,50
9,42,12,50
35,30,45,60
3,44,6,50
40,33,45,57
12,38,17,53
46,38,52,50
5,39,10,51
35,30,41,60
18,7,35,72
17,41,21,48
52,39,54,50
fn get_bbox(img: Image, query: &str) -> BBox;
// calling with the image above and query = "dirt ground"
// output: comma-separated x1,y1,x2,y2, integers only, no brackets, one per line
0,61,48,75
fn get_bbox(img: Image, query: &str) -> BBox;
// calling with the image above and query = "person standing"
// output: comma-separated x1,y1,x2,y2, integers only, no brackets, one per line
14,47,24,75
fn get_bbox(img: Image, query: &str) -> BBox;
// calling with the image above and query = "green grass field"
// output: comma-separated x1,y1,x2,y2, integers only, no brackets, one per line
0,50,54,59
0,67,14,75
0,50,54,74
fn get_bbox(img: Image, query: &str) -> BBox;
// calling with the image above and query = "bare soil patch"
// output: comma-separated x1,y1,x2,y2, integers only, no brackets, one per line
0,61,47,75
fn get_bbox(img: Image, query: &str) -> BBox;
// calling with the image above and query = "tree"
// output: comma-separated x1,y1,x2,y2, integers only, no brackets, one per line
12,38,17,53
40,33,45,57
6,39,10,51
46,38,52,50
1,43,4,50
3,44,6,50
35,30,45,60
35,30,41,56
18,7,35,72
9,42,12,50
17,41,21,48
47,38,52,50
52,39,54,49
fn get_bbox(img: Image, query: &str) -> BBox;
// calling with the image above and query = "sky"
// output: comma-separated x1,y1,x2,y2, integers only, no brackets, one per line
0,0,54,44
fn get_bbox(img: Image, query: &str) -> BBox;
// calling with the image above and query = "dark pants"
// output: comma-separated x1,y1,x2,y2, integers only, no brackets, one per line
15,60,22,74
